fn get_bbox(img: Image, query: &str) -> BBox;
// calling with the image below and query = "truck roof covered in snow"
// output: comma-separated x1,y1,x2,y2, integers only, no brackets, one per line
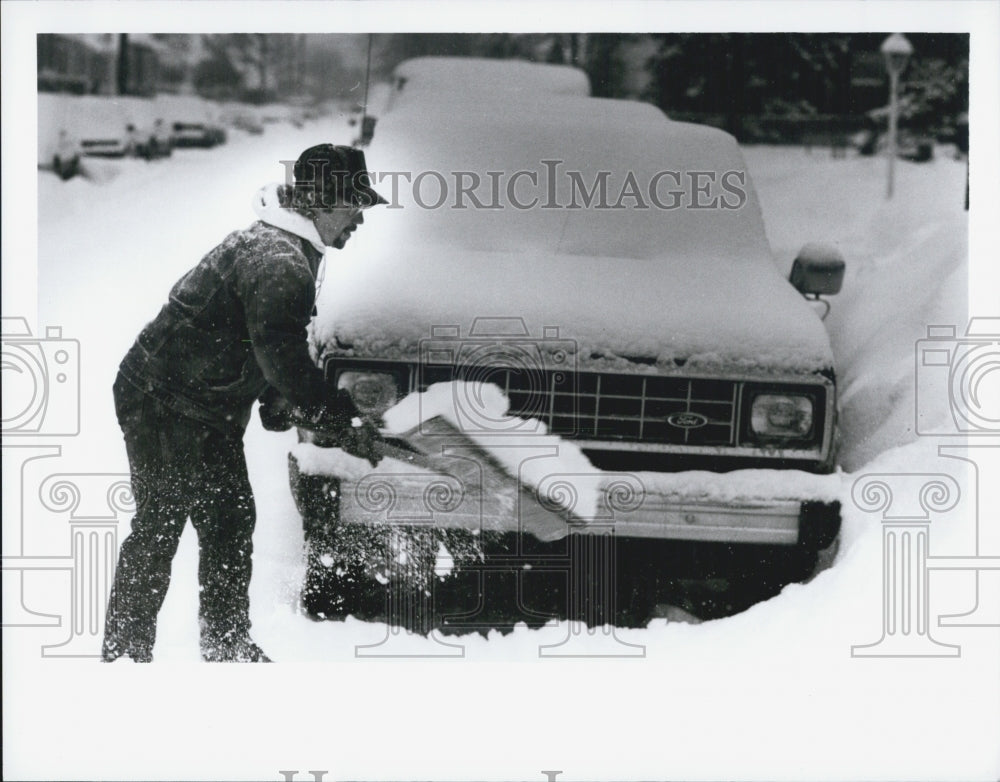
311,93,835,375
389,56,591,108
363,93,770,262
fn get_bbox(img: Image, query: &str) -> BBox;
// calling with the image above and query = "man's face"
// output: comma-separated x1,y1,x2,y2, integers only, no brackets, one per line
312,203,364,249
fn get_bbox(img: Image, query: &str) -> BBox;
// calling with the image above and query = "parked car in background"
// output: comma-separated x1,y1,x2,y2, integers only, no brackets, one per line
38,93,82,179
257,102,305,128
63,95,134,158
156,94,227,148
219,102,264,135
117,96,172,160
300,102,330,122
290,84,846,630
203,101,228,145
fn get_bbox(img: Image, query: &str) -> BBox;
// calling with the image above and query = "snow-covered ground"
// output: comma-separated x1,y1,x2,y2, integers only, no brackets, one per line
5,118,998,781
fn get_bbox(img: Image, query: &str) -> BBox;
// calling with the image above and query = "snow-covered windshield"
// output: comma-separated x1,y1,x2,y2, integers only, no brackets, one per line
362,94,773,264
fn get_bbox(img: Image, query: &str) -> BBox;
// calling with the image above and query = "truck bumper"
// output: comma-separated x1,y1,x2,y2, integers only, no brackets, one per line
289,452,841,550
589,496,839,548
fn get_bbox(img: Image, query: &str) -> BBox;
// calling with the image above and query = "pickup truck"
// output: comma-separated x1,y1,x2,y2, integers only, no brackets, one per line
289,81,845,630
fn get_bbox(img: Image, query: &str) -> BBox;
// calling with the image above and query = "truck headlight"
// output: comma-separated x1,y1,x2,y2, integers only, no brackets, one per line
336,371,400,418
750,394,814,439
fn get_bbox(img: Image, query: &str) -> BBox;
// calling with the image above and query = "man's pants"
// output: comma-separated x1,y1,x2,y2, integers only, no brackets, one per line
103,373,256,660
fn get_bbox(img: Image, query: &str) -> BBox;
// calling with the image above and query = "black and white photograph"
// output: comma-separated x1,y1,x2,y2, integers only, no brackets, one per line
2,2,998,780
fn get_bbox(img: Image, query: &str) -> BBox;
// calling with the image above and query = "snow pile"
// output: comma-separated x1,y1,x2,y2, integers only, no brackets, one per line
751,146,969,470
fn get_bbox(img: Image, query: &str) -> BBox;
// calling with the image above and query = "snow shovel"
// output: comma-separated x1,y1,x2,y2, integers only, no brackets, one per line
376,416,572,543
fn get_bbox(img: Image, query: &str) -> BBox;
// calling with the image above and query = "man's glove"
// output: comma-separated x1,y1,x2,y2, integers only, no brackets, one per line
291,388,358,433
336,416,384,468
258,386,293,432
293,389,385,468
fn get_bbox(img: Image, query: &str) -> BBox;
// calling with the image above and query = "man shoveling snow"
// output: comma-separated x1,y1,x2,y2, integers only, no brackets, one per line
103,144,388,663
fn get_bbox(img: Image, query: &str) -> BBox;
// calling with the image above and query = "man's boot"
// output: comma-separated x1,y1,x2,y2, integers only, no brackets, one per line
200,623,271,662
101,636,153,663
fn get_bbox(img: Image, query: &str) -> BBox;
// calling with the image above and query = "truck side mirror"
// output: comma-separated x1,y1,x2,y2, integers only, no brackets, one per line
790,243,845,297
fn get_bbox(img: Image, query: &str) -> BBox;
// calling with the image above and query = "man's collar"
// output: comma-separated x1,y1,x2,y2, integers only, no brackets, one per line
252,182,327,255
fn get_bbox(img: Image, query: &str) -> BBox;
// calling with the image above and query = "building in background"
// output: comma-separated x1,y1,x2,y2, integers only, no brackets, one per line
38,34,163,96
38,34,114,94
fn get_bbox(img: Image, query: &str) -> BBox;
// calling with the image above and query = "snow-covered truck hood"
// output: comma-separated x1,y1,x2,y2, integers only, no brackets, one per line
312,95,835,375
315,243,833,375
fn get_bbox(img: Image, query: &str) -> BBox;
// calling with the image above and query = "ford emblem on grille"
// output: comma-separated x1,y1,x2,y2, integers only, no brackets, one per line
666,412,709,429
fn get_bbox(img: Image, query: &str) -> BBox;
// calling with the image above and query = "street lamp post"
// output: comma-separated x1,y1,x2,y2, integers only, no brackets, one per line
881,33,914,199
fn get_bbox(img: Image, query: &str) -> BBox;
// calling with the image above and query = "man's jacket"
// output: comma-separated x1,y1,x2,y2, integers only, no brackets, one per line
120,212,334,437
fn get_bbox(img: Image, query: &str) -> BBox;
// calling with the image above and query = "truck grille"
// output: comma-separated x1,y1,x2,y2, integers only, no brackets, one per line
420,367,740,446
